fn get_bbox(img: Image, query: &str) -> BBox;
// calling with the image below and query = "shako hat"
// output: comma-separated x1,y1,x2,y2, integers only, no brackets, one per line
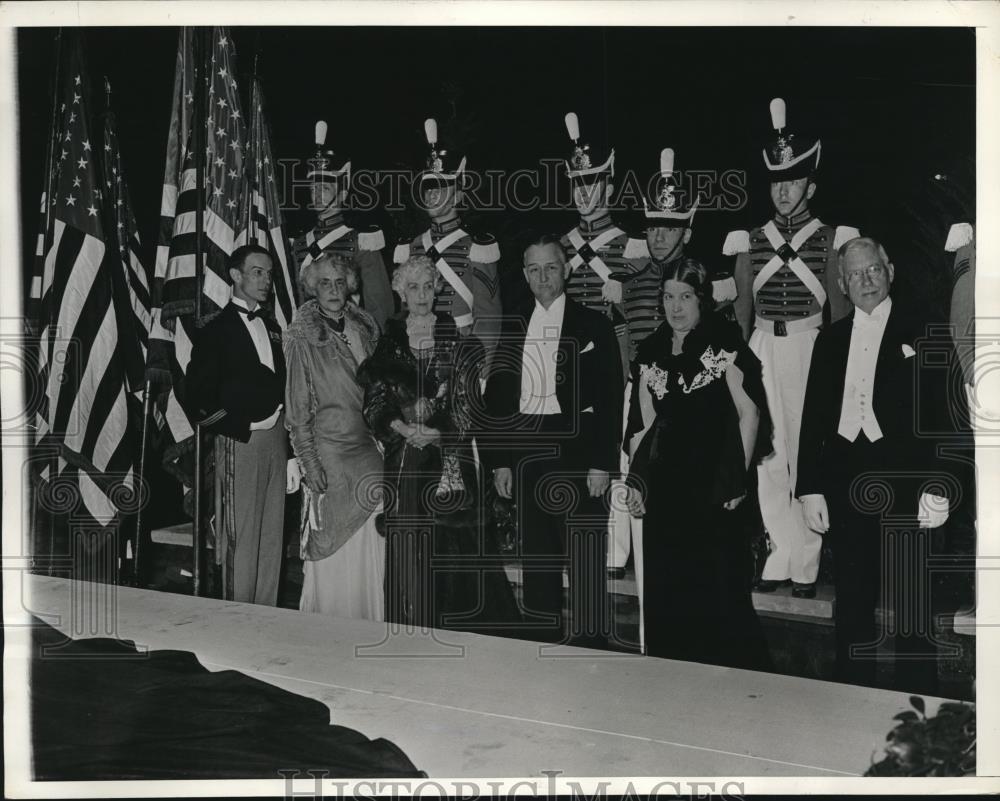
644,147,698,226
307,120,351,183
762,98,821,180
564,111,614,184
417,118,467,188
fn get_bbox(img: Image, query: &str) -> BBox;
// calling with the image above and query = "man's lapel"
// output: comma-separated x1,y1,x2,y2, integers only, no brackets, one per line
873,301,908,405
227,303,256,359
509,301,533,397
556,296,581,412
829,312,854,424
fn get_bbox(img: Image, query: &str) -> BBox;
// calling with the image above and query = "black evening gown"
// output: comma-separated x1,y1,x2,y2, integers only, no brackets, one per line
627,313,773,671
358,313,521,635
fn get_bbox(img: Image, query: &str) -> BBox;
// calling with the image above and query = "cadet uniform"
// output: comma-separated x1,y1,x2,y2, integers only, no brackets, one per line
945,222,975,388
724,98,859,591
559,112,647,376
393,118,502,374
292,120,393,328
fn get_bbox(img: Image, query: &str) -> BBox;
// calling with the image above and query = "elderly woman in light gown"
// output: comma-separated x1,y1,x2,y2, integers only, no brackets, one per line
284,253,385,620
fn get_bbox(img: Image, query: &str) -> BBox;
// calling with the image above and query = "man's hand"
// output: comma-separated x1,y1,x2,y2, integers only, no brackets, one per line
587,469,610,498
304,466,328,494
918,492,950,529
601,279,623,305
801,494,830,533
250,404,283,432
722,493,745,511
494,467,513,499
286,459,302,494
625,486,645,517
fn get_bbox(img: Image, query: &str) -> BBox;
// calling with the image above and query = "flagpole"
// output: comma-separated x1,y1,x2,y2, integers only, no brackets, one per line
244,55,258,244
192,26,208,597
42,29,64,577
103,74,151,588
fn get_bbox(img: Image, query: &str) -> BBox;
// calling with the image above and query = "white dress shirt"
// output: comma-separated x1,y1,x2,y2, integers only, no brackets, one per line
520,293,565,415
838,296,891,442
232,297,275,372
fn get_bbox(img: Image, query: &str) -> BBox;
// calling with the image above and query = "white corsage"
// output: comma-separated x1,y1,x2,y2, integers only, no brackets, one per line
681,347,737,394
641,363,671,400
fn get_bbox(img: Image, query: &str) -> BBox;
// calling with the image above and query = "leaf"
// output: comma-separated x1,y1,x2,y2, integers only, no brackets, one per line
894,711,920,722
910,695,926,715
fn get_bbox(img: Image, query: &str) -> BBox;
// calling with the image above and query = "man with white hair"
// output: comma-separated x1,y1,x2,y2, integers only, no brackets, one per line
796,236,953,695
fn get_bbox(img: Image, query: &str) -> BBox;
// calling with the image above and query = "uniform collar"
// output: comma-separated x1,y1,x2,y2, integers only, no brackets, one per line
772,208,813,231
316,210,346,230
579,213,614,234
651,252,684,271
430,215,463,236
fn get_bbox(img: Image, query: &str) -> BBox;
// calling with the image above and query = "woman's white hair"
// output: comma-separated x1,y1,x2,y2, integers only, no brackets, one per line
391,254,443,297
300,253,359,299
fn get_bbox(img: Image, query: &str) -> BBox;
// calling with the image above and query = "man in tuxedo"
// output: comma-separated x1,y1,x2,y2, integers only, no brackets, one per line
484,234,624,647
185,245,300,605
796,236,952,695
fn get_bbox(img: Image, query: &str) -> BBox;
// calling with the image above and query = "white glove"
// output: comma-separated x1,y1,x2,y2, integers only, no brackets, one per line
917,492,949,529
801,494,830,533
601,279,623,305
286,458,302,494
250,403,283,432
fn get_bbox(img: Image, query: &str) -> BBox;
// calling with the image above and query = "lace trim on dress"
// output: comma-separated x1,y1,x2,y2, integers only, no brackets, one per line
640,345,736,399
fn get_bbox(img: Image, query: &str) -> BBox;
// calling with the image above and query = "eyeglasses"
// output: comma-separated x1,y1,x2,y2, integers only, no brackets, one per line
845,263,886,283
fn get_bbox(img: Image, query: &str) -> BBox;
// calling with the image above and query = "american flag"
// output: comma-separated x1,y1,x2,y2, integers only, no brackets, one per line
159,26,246,322
235,77,298,328
102,86,152,383
148,26,249,492
30,35,142,526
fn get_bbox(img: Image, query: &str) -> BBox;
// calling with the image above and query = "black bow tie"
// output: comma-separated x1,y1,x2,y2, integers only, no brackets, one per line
235,305,264,322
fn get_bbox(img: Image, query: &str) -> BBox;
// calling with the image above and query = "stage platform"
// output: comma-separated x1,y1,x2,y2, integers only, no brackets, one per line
24,574,960,778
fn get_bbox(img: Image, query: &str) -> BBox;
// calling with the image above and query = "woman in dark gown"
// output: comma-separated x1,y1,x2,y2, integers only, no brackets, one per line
625,258,772,671
358,255,520,634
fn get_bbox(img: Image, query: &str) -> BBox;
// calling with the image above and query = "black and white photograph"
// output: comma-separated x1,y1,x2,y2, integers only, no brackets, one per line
2,1,998,795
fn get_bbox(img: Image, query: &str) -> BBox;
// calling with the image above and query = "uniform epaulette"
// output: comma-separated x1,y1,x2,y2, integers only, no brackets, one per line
469,232,500,264
722,230,750,256
356,225,386,252
945,222,974,253
393,240,411,265
833,225,861,250
711,276,739,304
623,236,650,260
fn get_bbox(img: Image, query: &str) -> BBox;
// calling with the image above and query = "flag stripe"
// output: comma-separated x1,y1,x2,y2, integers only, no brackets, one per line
33,34,141,528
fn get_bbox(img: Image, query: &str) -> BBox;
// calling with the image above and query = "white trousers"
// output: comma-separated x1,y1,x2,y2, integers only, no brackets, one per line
608,379,647,652
750,327,823,584
608,380,638,569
